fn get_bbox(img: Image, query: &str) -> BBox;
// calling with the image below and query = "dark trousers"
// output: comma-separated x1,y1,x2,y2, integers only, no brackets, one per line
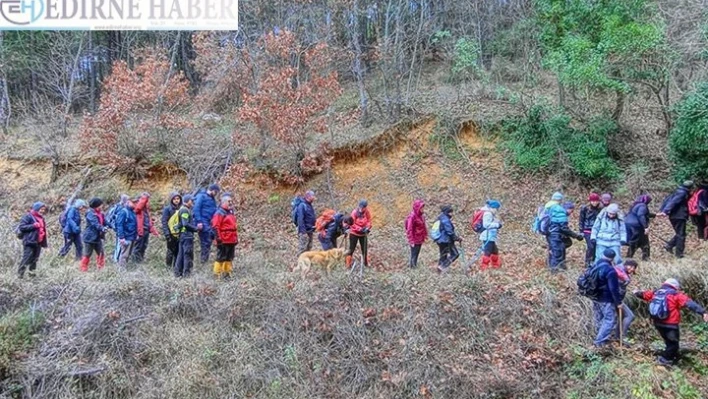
165,236,179,269
409,244,422,268
84,241,104,258
666,219,687,257
437,242,459,269
131,234,150,263
583,233,596,266
216,243,236,262
656,325,680,362
692,214,708,240
319,235,337,250
59,232,83,260
348,234,368,266
627,226,650,261
548,234,566,271
18,244,41,277
483,241,498,256
175,236,194,277
199,229,213,263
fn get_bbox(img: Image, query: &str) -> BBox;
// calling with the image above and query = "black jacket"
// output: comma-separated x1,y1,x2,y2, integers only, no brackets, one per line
661,186,691,220
625,202,652,229
18,212,48,247
161,193,182,238
579,204,602,233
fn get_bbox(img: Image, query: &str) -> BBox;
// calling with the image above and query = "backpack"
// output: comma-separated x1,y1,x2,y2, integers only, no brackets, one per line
688,189,705,216
649,288,676,320
59,209,68,229
290,196,304,226
430,219,442,242
471,209,485,233
577,263,605,300
168,209,182,237
532,205,551,236
106,204,123,230
315,209,336,233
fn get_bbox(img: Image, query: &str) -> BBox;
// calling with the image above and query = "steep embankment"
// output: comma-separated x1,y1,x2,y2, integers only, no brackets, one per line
2,118,708,398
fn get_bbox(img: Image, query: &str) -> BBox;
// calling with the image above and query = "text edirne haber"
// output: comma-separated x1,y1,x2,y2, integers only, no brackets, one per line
43,0,237,20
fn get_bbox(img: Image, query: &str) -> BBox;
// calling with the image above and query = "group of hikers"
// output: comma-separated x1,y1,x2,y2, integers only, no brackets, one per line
15,184,239,280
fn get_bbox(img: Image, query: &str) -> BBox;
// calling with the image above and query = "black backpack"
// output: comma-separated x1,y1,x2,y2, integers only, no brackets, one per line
577,263,606,300
649,288,676,321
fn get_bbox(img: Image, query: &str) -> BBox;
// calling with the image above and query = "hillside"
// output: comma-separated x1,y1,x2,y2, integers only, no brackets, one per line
2,119,708,399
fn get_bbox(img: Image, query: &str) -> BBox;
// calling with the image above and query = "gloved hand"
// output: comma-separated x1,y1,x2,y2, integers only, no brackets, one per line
33,222,41,228
591,239,597,244
362,227,370,234
575,234,584,241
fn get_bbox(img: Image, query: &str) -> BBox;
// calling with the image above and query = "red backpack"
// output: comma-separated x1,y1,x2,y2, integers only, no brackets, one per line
471,209,485,233
688,189,704,216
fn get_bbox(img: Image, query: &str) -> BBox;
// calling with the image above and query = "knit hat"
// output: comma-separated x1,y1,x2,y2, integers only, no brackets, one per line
183,194,194,203
208,184,221,192
601,193,612,205
664,278,680,290
606,203,619,214
359,199,368,208
441,205,453,214
119,194,130,206
305,190,316,200
551,192,563,201
486,200,501,209
562,202,575,210
32,202,46,212
602,248,616,260
73,199,87,209
89,197,103,209
221,192,232,200
588,193,600,202
682,180,695,189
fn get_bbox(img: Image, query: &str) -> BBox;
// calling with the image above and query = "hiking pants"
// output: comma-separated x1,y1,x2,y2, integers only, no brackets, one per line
656,325,680,363
81,241,105,272
131,234,150,264
595,243,622,265
614,302,634,340
548,234,566,271
437,242,459,269
692,214,708,240
59,232,83,260
216,243,236,262
117,240,134,269
175,236,194,277
667,218,686,257
319,234,337,250
298,232,314,256
198,229,213,264
348,234,368,266
113,236,121,263
592,301,617,347
626,226,650,261
18,244,41,278
165,236,179,269
583,232,596,266
409,244,422,268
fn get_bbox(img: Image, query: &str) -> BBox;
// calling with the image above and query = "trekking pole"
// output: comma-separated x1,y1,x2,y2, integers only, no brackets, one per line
618,305,624,353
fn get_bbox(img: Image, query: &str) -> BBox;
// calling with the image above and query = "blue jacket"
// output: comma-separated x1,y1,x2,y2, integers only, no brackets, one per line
296,200,316,234
63,206,82,235
479,207,500,242
547,203,579,238
82,209,105,244
437,212,457,244
591,209,626,246
116,207,138,241
594,259,622,306
625,202,651,229
194,190,217,226
661,186,690,220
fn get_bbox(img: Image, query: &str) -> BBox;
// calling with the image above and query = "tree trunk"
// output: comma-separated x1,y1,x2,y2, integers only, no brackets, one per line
350,3,370,127
89,31,97,113
612,90,625,122
0,31,10,133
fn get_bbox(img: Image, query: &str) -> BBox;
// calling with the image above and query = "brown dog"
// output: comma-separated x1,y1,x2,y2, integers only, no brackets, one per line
294,248,345,277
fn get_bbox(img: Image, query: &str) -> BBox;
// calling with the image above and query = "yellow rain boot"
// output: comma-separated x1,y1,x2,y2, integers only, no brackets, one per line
213,261,223,279
223,261,233,280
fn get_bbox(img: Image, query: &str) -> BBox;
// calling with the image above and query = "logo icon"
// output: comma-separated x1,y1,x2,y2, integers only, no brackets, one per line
0,0,44,26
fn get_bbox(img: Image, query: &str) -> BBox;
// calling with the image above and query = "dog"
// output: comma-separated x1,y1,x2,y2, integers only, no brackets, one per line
294,248,345,277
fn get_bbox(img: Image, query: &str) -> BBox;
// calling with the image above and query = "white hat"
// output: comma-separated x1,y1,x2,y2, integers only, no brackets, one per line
664,278,680,290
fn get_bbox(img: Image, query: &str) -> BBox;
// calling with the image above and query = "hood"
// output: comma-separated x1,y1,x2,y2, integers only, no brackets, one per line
169,192,182,207
635,194,652,205
412,200,425,215
440,205,452,216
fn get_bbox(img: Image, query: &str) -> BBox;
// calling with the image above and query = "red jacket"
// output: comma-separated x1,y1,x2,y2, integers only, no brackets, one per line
637,284,706,326
405,200,427,245
349,207,372,237
211,206,238,244
134,195,158,237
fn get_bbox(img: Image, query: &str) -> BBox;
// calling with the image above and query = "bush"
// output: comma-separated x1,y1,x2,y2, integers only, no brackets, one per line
669,83,708,182
0,309,44,380
499,105,620,181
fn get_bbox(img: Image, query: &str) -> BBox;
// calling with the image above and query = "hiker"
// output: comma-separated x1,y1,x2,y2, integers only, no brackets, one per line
296,190,317,256
115,200,138,269
435,205,461,272
479,200,502,270
80,198,107,272
614,259,638,345
405,199,427,268
59,199,87,261
634,278,708,366
347,200,372,270
591,249,622,348
658,180,694,258
317,210,345,250
688,182,708,240
601,193,613,207
174,194,203,278
161,192,182,269
579,193,603,267
211,194,238,280
108,194,129,262
194,184,220,264
547,198,583,272
132,193,159,264
591,203,626,264
625,195,653,260
16,202,48,278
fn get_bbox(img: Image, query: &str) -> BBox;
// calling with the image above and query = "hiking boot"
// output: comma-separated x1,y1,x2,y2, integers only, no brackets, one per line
223,273,232,281
656,356,674,367
663,244,674,254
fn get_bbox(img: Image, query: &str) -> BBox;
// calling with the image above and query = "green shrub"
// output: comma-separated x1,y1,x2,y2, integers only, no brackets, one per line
451,37,482,82
0,309,45,379
669,83,708,182
499,105,620,181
